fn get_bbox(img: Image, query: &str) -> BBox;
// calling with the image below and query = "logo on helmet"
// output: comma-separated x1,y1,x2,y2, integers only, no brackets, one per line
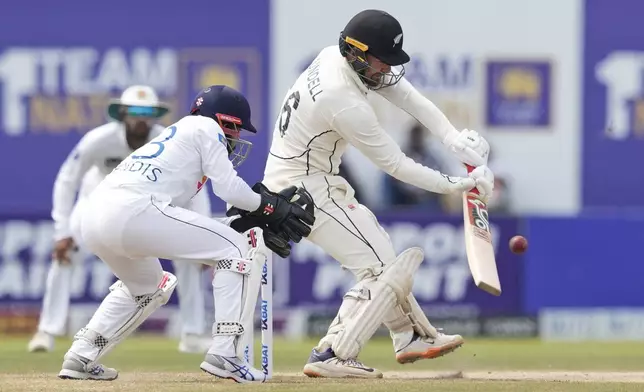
393,33,403,47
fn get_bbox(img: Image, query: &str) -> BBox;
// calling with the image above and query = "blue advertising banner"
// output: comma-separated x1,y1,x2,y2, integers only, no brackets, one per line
0,214,524,320
10,213,644,327
0,1,270,215
583,0,644,208
284,214,524,317
523,215,644,313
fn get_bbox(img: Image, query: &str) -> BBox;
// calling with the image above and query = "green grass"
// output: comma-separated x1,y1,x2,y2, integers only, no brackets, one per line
1,335,644,391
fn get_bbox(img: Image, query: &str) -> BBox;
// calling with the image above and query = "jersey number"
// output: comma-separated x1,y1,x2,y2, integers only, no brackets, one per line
131,126,177,159
279,91,300,137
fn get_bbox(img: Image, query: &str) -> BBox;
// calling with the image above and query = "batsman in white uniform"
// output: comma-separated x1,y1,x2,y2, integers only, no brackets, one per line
28,86,213,354
57,85,314,383
262,10,495,378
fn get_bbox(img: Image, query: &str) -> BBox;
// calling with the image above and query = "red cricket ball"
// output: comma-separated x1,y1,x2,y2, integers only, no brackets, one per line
509,235,528,254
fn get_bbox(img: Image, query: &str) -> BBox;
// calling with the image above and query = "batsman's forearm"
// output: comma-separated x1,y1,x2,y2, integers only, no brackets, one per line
390,156,454,194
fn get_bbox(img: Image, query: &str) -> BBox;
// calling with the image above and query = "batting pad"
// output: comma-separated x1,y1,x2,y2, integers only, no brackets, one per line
332,247,424,359
384,293,439,339
211,228,268,360
73,272,177,362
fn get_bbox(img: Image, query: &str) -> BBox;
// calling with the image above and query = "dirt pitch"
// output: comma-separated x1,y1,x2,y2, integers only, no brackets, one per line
381,370,644,382
2,371,644,392
4,336,644,391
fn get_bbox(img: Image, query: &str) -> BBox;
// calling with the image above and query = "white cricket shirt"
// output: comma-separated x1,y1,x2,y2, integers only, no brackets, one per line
52,122,165,240
100,115,260,213
263,45,461,194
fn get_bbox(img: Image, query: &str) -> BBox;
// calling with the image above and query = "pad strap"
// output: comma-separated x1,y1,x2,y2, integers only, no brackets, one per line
214,321,245,336
74,327,109,350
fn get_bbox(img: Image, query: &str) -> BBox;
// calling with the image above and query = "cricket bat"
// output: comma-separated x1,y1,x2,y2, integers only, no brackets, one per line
463,165,501,296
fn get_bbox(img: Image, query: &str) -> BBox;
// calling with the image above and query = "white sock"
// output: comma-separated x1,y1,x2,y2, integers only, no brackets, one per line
208,270,242,357
38,261,72,336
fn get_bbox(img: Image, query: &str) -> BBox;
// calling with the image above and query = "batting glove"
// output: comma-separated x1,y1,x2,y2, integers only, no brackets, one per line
444,129,490,167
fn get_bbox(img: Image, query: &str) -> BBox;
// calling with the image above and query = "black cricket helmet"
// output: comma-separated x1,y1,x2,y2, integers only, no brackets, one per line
190,85,256,168
339,10,410,90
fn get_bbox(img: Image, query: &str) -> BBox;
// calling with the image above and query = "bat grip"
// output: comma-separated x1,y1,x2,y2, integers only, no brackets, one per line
465,164,480,195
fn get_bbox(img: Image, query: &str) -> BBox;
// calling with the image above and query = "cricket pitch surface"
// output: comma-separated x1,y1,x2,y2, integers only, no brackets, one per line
2,336,644,391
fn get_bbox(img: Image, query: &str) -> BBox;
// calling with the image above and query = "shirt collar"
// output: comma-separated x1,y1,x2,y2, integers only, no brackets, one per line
338,54,370,95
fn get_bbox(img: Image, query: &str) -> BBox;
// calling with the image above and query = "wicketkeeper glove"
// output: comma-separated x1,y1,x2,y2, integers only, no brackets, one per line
227,214,292,258
229,183,315,244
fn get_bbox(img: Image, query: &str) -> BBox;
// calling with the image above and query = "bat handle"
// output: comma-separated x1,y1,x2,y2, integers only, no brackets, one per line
465,164,480,195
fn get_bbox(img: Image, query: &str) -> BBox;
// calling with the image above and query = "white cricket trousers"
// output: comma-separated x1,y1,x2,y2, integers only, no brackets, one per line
37,191,212,337
265,175,433,355
69,189,249,360
292,175,397,278
80,189,248,297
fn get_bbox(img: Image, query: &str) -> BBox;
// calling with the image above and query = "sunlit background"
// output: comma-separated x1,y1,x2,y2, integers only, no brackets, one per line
0,0,640,344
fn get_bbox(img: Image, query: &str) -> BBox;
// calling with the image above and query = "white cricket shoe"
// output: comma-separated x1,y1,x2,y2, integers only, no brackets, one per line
58,351,118,381
395,330,464,364
28,331,55,353
303,348,383,379
200,354,267,383
178,334,211,354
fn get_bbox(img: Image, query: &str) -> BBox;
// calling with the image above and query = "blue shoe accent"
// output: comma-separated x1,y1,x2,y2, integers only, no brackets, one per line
221,357,266,382
307,348,336,364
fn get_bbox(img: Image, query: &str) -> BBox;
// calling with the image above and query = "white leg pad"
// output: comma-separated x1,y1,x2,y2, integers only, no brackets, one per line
332,279,396,360
212,228,268,359
384,293,438,338
73,271,177,362
378,247,425,303
332,247,424,359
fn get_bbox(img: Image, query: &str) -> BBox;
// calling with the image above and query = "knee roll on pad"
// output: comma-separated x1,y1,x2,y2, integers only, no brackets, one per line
215,258,253,275
108,271,178,306
213,227,268,276
377,247,424,303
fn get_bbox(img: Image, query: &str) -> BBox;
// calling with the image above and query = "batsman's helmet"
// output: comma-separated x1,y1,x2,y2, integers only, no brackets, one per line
339,9,410,89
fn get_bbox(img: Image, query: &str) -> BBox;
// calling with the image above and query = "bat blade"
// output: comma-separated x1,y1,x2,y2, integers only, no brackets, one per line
463,165,501,296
